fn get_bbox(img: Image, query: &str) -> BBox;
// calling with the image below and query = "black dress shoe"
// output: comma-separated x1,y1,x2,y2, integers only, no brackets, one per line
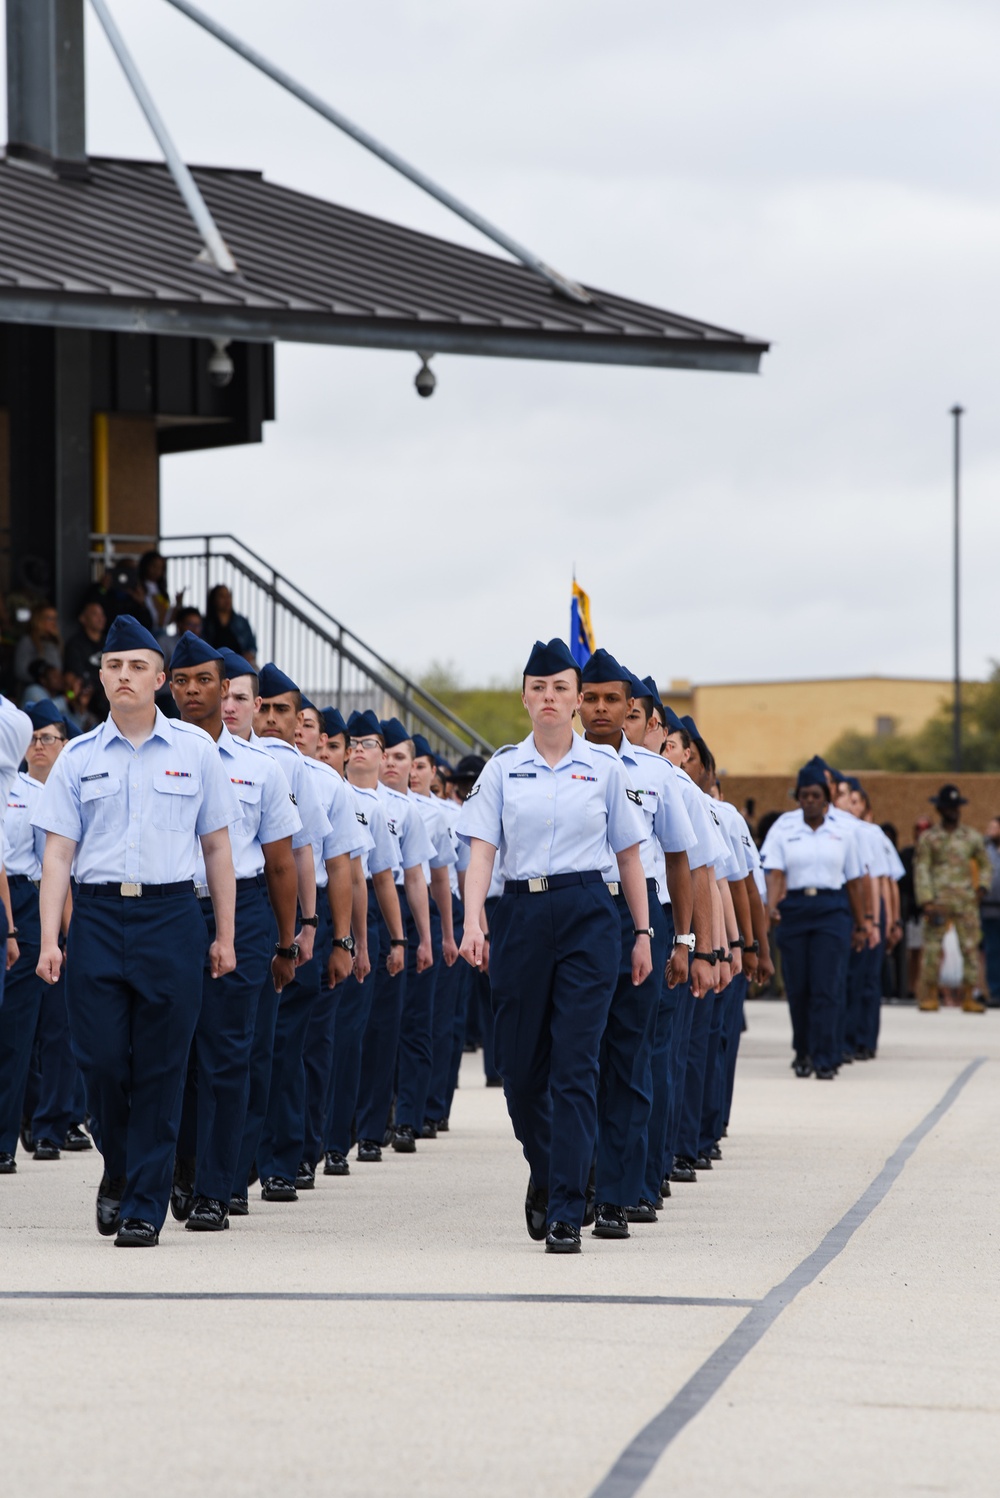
419,1119,438,1140
814,1066,837,1080
592,1203,630,1239
186,1196,230,1232
792,1057,813,1078
625,1199,658,1225
524,1175,548,1242
694,1153,713,1171
170,1158,196,1221
19,1119,33,1154
391,1125,416,1154
228,1195,249,1217
841,1052,854,1065
33,1138,61,1161
582,1163,597,1227
659,1178,672,1200
356,1139,382,1163
436,1118,450,1133
96,1173,126,1236
670,1159,697,1183
260,1176,298,1201
654,1194,665,1211
0,1152,16,1175
115,1218,159,1247
545,1221,582,1254
709,1143,722,1161
485,1075,503,1088
295,1161,316,1190
323,1151,350,1176
63,1124,93,1152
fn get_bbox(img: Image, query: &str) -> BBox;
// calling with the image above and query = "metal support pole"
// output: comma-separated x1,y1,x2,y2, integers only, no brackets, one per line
89,0,239,275
160,0,592,305
951,405,964,773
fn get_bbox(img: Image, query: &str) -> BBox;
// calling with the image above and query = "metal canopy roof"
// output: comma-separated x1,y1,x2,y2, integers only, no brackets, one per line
0,154,768,372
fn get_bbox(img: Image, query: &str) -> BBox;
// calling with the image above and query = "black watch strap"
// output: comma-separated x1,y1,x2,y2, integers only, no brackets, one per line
275,942,300,960
390,937,409,947
300,915,319,928
745,939,760,955
693,950,718,965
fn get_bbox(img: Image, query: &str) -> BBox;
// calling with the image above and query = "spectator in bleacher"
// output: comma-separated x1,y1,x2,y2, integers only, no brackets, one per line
63,600,107,687
203,584,257,664
14,603,62,686
62,671,100,732
22,659,68,712
138,550,185,633
162,607,204,667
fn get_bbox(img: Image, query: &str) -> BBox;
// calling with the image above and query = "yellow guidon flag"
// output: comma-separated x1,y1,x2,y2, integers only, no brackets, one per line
570,581,596,668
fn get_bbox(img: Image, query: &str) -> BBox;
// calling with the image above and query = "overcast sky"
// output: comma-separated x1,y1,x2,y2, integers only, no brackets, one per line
9,1,1000,686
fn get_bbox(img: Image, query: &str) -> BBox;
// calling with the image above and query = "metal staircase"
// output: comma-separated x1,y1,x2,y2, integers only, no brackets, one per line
90,532,493,757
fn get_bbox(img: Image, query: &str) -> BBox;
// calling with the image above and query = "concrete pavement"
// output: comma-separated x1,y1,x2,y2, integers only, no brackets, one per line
1,1001,997,1497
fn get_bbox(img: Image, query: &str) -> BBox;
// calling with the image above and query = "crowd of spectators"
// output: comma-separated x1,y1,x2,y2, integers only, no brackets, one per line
1,551,258,729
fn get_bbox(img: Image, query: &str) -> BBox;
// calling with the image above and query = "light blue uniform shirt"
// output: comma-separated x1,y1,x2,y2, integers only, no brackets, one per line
712,797,751,882
350,784,399,882
303,756,371,886
33,710,241,885
250,733,329,856
760,809,865,890
194,726,302,884
378,783,435,888
456,732,646,883
410,790,459,886
438,797,468,894
0,696,33,825
602,735,697,891
4,771,45,878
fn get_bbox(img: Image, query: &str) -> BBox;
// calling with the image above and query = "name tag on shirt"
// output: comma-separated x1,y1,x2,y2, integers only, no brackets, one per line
81,772,109,783
508,772,536,779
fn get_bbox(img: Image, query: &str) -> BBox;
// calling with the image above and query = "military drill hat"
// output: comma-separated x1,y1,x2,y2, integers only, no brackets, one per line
380,717,412,749
580,648,631,686
453,753,486,782
931,783,968,809
26,699,65,732
348,709,383,740
102,613,163,657
411,733,436,762
522,637,578,677
321,707,348,740
219,648,256,682
169,631,225,672
257,662,299,699
796,763,828,793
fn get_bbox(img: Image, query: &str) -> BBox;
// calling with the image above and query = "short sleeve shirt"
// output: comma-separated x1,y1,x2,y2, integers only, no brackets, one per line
194,726,302,882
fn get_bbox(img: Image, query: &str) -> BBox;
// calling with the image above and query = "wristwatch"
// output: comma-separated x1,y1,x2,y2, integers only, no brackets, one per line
693,950,718,965
299,915,319,929
390,937,409,948
744,940,760,956
731,937,745,950
714,948,726,963
633,926,654,939
332,935,356,955
673,933,696,952
6,928,18,941
274,941,301,961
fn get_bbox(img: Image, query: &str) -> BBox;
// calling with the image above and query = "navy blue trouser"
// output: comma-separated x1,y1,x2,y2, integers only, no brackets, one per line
303,904,349,1167
702,972,746,1152
595,885,667,1206
676,975,716,1163
0,883,34,1155
983,916,1000,1000
777,890,852,1073
177,882,273,1202
323,886,382,1156
256,904,323,1184
721,971,748,1131
860,927,884,1054
66,888,207,1228
664,980,697,1176
843,945,866,1056
425,896,465,1123
395,899,442,1131
441,953,472,1118
356,889,409,1143
479,894,501,1083
490,880,619,1228
30,967,78,1147
642,905,681,1201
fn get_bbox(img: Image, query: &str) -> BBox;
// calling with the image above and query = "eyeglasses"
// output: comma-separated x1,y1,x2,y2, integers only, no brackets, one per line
349,738,382,751
30,733,64,747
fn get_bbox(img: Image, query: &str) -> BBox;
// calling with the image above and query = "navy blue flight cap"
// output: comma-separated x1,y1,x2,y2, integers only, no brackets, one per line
348,709,383,740
321,707,348,739
580,648,631,686
796,763,828,792
62,715,83,739
642,675,662,703
103,613,163,657
680,714,700,740
257,662,299,699
663,704,685,733
805,754,831,774
300,695,317,713
219,648,256,681
435,754,453,777
169,631,224,671
380,717,412,749
522,637,578,677
842,774,862,793
26,699,64,731
627,673,652,700
411,733,436,761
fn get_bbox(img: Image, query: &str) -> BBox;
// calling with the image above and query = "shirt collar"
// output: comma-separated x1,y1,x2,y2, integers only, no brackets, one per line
522,731,604,771
100,705,174,750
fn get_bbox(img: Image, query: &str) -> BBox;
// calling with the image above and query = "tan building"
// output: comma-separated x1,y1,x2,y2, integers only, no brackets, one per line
661,676,957,776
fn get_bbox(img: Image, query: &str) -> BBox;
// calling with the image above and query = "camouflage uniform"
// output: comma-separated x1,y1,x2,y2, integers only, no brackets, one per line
915,825,991,989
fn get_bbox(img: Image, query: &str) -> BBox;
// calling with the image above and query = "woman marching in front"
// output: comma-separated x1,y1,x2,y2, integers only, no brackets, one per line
457,638,649,1253
760,763,866,1080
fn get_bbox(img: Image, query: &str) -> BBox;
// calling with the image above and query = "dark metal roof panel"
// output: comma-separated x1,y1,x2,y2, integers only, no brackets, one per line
0,154,769,368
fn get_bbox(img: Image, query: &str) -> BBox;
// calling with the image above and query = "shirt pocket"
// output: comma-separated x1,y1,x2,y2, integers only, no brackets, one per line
79,776,122,834
151,776,201,833
235,781,262,834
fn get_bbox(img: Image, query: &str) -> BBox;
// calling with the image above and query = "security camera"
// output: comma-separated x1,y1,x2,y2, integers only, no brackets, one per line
208,339,234,388
415,354,436,398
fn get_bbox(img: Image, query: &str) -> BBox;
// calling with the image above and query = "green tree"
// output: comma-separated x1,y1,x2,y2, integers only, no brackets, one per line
826,667,1000,771
419,661,527,751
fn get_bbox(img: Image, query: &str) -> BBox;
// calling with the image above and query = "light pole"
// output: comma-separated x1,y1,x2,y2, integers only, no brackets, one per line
950,405,964,773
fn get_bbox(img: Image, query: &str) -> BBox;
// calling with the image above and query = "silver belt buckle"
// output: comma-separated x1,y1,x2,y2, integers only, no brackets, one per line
194,883,210,900
120,882,142,898
804,886,818,897
606,882,620,897
527,876,549,894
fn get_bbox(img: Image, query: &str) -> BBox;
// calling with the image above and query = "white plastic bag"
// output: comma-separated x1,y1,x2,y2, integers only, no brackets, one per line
938,925,963,987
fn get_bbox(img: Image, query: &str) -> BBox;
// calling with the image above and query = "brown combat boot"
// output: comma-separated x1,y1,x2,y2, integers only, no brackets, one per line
961,986,986,1014
917,985,940,1012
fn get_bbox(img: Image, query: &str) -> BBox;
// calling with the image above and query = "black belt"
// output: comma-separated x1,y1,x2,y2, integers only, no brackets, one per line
196,874,268,901
504,870,604,895
787,886,842,897
7,874,39,889
76,881,194,900
608,877,659,899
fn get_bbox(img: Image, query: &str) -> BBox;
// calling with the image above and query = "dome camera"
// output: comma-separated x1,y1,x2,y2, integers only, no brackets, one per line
414,353,436,398
208,338,234,389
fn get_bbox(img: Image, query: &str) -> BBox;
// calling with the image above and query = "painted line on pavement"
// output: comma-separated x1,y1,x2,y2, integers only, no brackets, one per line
0,1290,757,1307
589,1056,987,1498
